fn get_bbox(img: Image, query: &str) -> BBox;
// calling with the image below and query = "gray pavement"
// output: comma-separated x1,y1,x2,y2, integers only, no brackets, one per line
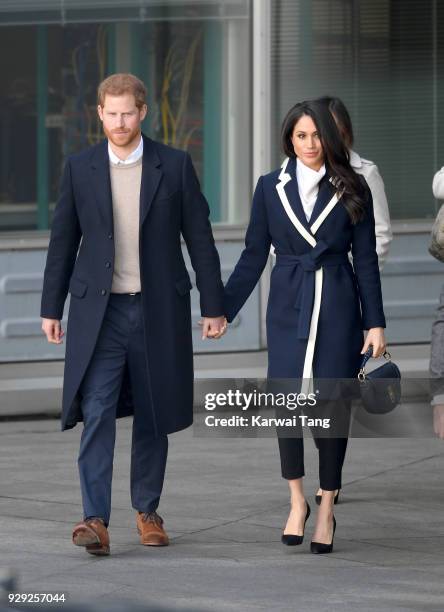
1,417,444,612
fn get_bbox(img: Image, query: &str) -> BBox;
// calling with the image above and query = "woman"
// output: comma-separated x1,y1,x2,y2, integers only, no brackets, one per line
223,100,386,553
313,96,393,507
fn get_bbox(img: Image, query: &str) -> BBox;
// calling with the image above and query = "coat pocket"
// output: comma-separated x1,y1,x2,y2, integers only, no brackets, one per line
68,277,88,298
175,276,193,296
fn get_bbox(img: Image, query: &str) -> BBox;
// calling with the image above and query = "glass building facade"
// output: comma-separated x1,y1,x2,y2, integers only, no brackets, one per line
0,0,251,231
1,0,443,231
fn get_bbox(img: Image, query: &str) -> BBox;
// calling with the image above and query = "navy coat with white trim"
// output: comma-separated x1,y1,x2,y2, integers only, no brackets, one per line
41,134,224,433
224,156,386,381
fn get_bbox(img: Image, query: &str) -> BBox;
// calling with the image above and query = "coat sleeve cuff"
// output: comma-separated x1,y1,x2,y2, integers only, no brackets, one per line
40,305,64,320
362,317,386,331
200,296,224,319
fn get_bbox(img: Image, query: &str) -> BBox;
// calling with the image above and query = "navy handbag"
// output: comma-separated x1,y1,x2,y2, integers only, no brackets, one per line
358,347,401,414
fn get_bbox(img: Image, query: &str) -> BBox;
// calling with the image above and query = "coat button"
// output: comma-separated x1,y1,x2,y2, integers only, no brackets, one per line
108,233,113,239
105,262,111,268
101,289,107,296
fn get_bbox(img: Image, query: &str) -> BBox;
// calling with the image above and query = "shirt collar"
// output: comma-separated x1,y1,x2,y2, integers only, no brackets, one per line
108,135,143,165
296,158,326,207
296,157,326,185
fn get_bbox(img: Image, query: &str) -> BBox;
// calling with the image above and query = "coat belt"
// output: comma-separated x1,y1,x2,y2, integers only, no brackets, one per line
275,251,350,340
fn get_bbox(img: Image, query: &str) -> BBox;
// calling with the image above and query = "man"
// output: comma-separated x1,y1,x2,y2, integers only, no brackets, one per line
41,73,226,556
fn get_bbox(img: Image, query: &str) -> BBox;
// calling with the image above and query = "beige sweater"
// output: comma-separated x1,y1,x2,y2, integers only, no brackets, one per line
109,157,142,293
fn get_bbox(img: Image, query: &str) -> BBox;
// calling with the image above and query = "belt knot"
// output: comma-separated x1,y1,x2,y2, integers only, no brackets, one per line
298,252,320,272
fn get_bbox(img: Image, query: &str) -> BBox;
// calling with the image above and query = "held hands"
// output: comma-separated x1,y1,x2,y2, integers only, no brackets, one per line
43,315,228,342
361,327,386,358
41,318,64,344
198,316,227,340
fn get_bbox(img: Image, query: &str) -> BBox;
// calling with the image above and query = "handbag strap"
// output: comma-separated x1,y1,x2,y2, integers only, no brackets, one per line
358,346,392,381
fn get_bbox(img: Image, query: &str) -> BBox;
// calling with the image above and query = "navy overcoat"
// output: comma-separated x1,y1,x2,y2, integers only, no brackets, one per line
41,134,224,433
224,156,386,383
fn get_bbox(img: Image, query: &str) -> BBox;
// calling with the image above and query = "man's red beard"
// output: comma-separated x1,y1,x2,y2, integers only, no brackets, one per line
103,125,140,147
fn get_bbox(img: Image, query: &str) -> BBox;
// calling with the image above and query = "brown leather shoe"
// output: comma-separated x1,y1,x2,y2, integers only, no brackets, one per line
72,517,110,556
136,511,169,546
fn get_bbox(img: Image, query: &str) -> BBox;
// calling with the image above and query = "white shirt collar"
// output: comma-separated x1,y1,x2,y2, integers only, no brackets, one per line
108,135,143,165
296,158,326,191
296,158,326,222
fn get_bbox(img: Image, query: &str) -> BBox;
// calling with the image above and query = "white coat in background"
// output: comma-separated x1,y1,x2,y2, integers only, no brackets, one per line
349,150,392,270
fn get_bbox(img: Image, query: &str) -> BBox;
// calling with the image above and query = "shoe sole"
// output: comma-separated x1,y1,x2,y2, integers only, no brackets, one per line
73,526,110,555
310,546,333,554
85,543,110,556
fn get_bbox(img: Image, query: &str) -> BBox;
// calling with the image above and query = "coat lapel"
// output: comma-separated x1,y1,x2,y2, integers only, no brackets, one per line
139,134,163,226
276,158,316,247
308,174,336,228
282,157,312,232
90,139,113,228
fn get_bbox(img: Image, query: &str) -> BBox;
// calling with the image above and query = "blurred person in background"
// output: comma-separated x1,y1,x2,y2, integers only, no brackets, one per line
317,96,392,270
428,167,444,439
313,95,393,505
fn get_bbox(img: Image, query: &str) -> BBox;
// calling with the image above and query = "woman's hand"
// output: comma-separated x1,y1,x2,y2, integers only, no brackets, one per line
361,327,386,358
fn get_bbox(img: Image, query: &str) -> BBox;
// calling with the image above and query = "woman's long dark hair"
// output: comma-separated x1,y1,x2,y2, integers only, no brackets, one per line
280,100,366,224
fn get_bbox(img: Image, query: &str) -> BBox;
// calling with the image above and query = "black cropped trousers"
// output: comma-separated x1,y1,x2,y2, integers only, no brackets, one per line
277,399,351,491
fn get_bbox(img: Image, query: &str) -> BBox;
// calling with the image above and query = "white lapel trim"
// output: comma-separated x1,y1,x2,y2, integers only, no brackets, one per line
276,158,316,248
302,267,323,382
310,192,340,234
275,158,341,387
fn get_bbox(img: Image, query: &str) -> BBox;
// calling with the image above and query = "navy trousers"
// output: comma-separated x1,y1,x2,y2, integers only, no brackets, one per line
77,293,168,527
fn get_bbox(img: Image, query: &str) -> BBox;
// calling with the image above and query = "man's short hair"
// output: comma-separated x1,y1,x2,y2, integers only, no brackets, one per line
97,73,147,109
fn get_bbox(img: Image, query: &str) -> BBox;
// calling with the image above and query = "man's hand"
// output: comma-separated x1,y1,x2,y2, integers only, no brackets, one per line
41,318,64,344
433,404,444,439
199,316,227,340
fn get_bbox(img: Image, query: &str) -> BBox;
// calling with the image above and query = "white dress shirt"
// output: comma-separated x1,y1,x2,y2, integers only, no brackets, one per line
108,135,143,165
296,158,326,222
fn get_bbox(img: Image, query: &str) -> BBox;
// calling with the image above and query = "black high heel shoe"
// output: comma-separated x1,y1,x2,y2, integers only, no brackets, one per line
310,515,336,554
281,501,311,546
315,489,340,506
